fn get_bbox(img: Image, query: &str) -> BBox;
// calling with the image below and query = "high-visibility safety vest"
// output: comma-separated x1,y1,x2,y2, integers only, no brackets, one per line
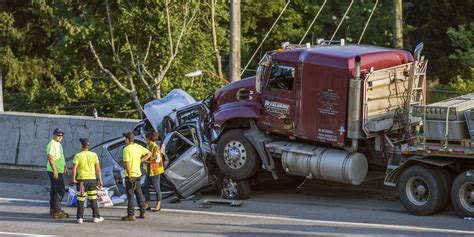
147,141,164,176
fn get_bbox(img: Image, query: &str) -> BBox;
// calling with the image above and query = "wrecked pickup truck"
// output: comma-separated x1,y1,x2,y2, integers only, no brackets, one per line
101,89,251,200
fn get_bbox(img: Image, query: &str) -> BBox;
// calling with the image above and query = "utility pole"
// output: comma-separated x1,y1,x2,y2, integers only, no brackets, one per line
229,0,241,82
393,0,403,49
0,68,3,112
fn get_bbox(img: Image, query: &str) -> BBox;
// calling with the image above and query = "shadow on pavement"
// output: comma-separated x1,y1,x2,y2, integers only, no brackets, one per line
194,222,455,237
163,229,323,237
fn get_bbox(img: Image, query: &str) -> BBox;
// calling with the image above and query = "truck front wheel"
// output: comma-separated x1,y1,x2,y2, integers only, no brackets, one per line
220,177,251,200
451,170,474,218
216,129,260,180
398,165,445,216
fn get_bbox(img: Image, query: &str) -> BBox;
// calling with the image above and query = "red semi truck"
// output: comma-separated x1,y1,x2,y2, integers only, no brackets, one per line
206,41,474,217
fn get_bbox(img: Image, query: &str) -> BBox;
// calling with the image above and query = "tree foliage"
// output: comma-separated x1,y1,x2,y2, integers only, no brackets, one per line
0,0,472,118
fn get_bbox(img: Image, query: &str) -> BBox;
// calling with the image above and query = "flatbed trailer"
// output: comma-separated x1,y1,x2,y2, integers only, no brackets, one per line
384,96,474,218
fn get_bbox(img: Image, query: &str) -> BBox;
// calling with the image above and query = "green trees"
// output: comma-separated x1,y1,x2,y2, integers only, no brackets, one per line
0,1,472,118
428,23,474,102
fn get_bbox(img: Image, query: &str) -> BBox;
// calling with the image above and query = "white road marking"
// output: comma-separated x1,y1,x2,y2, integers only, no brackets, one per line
0,197,65,205
0,216,54,221
1,197,473,235
161,209,474,235
0,197,48,204
0,231,55,237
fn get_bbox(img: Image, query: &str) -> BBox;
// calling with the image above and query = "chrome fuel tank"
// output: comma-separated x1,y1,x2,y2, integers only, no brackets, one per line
266,141,368,185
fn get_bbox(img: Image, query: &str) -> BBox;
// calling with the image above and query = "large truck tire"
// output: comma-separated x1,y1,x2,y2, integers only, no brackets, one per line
216,129,260,180
451,170,474,218
219,176,251,200
398,165,445,216
423,165,452,211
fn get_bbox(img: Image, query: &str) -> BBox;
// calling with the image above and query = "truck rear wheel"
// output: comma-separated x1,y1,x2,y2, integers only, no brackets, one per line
424,165,452,211
216,129,260,180
451,170,474,218
398,165,445,216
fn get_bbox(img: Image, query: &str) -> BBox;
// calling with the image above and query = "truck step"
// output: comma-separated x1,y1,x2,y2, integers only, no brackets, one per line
461,139,474,148
387,165,400,170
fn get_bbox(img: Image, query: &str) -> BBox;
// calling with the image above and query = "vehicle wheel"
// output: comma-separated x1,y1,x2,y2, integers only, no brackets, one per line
216,129,260,180
423,165,452,211
220,177,251,200
451,170,474,218
398,165,445,216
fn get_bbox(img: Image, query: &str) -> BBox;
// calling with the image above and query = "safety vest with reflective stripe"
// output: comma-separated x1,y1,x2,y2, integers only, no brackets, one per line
147,141,164,176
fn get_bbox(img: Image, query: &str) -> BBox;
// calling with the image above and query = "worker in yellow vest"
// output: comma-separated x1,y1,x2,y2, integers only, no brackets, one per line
142,131,165,212
71,138,104,224
121,132,151,221
46,128,69,219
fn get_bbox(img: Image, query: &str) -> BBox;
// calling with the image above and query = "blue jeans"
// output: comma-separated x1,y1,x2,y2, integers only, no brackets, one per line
143,174,162,201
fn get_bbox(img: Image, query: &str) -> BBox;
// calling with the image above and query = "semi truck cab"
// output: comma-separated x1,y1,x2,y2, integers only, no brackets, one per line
254,44,413,146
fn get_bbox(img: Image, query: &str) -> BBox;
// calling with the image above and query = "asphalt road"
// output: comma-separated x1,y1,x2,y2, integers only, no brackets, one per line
0,167,473,237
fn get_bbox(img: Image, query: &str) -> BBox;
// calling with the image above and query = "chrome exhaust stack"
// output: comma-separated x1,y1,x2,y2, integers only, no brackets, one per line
347,55,363,153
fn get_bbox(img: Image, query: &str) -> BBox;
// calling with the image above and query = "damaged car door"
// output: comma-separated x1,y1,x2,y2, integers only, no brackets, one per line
161,123,210,198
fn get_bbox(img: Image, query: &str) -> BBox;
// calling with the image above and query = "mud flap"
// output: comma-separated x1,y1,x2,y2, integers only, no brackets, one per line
243,119,279,179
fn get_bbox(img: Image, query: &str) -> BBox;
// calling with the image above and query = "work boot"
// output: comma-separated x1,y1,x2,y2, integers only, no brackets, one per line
144,202,151,210
138,212,146,219
59,210,69,218
52,211,67,219
121,215,135,221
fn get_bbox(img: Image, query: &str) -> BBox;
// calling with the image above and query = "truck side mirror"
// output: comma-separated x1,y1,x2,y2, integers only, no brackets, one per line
256,54,271,94
256,65,263,94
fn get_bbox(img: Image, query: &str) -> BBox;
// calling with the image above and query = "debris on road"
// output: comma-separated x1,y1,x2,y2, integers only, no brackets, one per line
200,199,243,209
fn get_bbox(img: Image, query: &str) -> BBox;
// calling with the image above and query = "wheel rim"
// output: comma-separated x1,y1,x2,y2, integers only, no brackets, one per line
406,176,430,206
222,178,238,198
224,140,247,169
459,182,474,212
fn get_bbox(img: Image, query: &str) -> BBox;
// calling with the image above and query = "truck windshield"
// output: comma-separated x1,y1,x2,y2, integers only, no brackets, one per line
267,65,295,91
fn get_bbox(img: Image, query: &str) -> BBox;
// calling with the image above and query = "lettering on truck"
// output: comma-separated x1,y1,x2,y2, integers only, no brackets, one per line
264,100,290,117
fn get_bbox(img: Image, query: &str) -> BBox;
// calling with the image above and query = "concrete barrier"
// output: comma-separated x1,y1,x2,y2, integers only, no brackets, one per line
0,112,139,168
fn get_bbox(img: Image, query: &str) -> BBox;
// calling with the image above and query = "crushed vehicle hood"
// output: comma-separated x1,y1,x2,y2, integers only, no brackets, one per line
143,89,196,133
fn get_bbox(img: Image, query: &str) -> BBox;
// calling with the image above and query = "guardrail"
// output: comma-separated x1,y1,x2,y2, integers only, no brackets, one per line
0,112,138,167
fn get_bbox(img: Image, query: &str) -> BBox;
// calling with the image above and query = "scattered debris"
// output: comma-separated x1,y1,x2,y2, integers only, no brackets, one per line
200,199,243,209
168,196,182,204
97,187,113,207
66,186,77,207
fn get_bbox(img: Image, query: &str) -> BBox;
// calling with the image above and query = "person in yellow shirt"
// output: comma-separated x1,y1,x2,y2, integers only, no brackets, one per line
121,132,151,221
142,131,164,212
46,128,69,219
71,138,104,224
